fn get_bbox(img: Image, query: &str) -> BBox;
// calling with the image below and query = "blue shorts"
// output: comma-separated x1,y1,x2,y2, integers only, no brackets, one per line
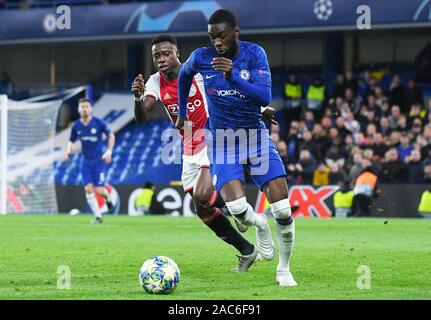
81,159,107,187
210,130,286,192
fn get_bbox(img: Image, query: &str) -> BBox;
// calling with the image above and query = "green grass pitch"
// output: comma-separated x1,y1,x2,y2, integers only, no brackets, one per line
0,214,430,300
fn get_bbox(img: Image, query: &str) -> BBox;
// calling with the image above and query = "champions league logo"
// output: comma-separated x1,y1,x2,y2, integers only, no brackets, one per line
314,0,333,21
414,0,431,21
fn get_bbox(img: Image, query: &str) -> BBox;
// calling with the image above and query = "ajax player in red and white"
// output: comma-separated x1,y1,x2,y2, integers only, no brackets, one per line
132,34,277,271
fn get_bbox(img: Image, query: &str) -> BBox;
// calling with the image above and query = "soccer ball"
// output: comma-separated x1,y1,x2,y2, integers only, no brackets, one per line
139,256,180,294
314,0,333,21
69,208,80,215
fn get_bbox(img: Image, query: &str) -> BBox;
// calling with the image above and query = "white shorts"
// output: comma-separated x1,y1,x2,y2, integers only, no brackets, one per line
181,146,210,193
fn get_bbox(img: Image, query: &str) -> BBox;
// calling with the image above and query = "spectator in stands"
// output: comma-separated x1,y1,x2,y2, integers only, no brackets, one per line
300,130,321,161
396,133,414,162
344,87,360,114
304,110,315,130
388,105,402,130
345,111,361,134
374,86,387,107
328,127,343,147
135,182,165,215
419,126,431,159
363,148,381,173
404,149,424,183
276,140,289,170
332,74,346,99
284,73,303,121
285,121,301,161
328,163,348,185
424,163,431,183
379,117,391,136
365,123,378,141
334,117,350,139
379,100,391,118
353,132,368,148
352,159,380,217
417,187,431,218
271,131,281,145
325,144,346,168
306,76,326,118
320,116,333,131
380,148,405,183
388,131,401,148
278,140,300,186
408,103,427,127
0,71,15,96
415,43,431,82
313,162,330,186
349,152,364,182
333,181,354,217
344,69,358,96
358,70,372,98
404,79,423,109
359,109,378,132
369,133,389,160
388,74,405,111
298,149,317,185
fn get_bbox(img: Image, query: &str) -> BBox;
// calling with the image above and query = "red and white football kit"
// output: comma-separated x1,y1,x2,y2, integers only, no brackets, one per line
144,71,210,193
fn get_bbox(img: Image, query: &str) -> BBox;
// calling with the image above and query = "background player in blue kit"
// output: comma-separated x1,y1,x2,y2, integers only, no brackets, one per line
66,98,116,224
176,9,297,286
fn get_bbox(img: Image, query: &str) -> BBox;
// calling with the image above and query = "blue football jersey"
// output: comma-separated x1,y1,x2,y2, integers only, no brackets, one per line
69,117,111,160
182,41,272,131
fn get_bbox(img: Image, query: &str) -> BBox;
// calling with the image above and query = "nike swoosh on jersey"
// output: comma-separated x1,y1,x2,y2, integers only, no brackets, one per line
205,75,217,79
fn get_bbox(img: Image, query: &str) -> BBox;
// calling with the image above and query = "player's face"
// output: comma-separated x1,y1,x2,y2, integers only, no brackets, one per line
78,102,92,118
208,23,240,58
151,42,180,75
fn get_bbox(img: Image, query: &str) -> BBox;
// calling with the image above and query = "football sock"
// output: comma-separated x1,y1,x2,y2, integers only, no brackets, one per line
271,200,295,272
200,207,254,256
86,192,101,218
226,197,264,228
98,187,111,203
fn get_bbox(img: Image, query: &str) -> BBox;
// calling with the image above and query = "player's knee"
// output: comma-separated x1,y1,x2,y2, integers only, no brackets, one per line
95,187,104,194
271,199,293,225
85,185,94,194
225,196,248,217
193,186,215,208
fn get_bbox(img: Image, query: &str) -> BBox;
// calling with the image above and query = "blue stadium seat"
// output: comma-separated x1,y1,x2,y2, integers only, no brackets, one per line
55,118,180,185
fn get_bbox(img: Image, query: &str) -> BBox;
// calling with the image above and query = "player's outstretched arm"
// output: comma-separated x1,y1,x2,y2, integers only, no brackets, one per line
132,74,156,124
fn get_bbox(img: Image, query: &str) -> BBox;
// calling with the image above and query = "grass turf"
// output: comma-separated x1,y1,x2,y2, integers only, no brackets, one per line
0,214,430,300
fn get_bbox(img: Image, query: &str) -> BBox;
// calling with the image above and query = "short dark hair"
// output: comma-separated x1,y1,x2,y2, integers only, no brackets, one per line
78,98,90,105
151,34,177,46
208,9,237,29
144,182,155,189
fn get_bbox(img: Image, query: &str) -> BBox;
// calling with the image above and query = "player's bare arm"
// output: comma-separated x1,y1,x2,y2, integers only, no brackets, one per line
132,74,156,124
65,141,74,161
102,132,116,164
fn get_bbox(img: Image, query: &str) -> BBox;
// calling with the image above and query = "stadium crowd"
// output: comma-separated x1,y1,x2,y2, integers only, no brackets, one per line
276,69,431,188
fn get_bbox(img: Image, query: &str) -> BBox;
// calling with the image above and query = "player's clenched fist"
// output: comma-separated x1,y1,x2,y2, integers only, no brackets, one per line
211,57,233,79
131,74,145,97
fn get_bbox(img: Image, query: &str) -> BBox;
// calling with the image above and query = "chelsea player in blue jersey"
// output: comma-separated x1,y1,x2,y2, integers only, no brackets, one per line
66,98,116,224
176,9,296,286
